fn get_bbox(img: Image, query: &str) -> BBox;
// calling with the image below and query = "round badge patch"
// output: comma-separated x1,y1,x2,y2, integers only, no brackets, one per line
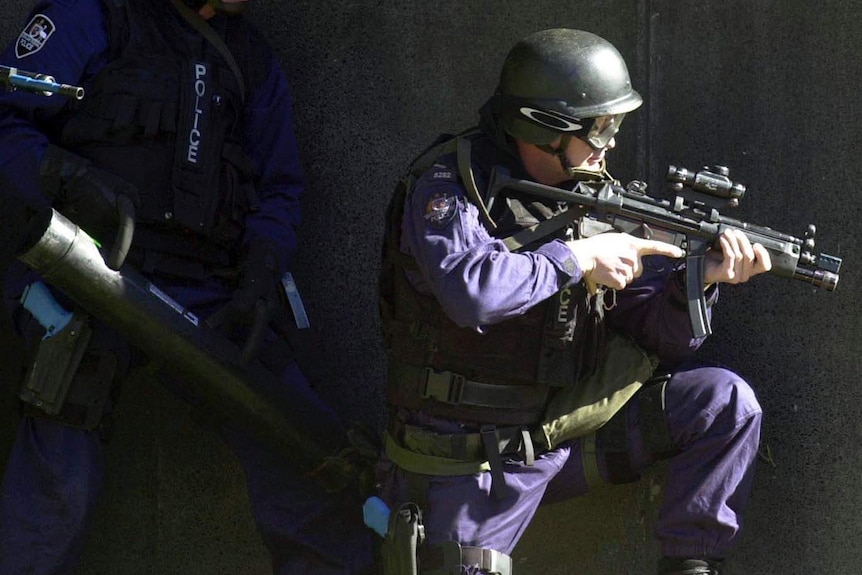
424,191,458,228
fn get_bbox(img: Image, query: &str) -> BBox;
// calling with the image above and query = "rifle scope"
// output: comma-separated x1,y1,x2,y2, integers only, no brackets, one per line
667,165,746,202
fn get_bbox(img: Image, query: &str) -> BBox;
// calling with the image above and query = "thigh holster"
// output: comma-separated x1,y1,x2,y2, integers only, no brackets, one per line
20,343,119,432
380,501,513,575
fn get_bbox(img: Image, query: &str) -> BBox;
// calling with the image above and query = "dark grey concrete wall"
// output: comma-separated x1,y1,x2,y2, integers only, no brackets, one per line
0,1,859,574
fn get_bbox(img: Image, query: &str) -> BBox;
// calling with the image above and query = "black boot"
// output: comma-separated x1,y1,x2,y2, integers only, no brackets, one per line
657,557,723,574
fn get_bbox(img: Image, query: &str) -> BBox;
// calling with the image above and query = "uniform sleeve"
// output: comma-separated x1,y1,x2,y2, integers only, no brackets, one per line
402,163,583,329
240,54,304,273
606,255,719,364
0,0,110,210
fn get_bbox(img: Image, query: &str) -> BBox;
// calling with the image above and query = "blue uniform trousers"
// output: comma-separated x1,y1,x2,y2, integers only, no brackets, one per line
381,364,762,571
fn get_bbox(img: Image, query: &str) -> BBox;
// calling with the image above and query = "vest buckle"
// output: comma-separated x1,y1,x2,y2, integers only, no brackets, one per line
422,368,465,405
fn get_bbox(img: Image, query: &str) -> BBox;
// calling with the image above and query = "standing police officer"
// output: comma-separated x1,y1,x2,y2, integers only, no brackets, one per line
378,29,771,575
0,0,372,573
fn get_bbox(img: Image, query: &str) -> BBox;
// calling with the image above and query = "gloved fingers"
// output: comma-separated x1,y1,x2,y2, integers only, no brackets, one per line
206,292,279,333
240,299,276,365
118,181,141,208
106,194,136,271
81,166,140,208
264,296,296,340
205,301,236,330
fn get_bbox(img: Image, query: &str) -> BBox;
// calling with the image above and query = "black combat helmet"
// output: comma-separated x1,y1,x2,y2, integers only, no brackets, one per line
498,29,642,149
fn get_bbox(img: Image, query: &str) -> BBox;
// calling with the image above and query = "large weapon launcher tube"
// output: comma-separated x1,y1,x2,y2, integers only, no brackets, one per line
18,208,347,482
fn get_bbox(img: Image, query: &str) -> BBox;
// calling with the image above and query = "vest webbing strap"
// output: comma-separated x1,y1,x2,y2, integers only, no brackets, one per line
168,0,246,102
390,362,550,411
395,422,532,465
456,133,586,252
580,431,603,489
502,207,579,252
456,135,497,231
385,433,490,476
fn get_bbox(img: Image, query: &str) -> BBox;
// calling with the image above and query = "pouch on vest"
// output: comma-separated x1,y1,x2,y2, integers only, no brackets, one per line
533,332,658,451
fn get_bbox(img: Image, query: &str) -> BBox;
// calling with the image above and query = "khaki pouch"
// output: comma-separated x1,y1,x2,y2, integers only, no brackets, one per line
533,333,658,451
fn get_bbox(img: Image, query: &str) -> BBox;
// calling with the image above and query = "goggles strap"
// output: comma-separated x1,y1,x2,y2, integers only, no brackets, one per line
538,135,578,176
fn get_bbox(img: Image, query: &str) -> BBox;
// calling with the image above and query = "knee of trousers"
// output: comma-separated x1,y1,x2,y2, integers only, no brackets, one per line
664,365,762,446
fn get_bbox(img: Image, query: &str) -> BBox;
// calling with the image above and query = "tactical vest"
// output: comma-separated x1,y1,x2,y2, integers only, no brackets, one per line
380,131,604,426
56,0,266,262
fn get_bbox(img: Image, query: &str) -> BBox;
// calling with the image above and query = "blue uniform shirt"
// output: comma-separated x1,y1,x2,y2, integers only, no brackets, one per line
402,152,716,366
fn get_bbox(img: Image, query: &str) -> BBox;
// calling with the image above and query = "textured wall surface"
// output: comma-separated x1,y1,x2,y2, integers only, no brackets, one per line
0,1,859,574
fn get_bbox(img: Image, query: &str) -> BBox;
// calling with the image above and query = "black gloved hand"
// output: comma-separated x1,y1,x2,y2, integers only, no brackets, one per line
232,240,282,314
40,144,140,240
208,240,285,364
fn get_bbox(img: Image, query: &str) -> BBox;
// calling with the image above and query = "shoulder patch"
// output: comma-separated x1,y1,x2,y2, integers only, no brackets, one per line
15,14,56,59
424,190,458,229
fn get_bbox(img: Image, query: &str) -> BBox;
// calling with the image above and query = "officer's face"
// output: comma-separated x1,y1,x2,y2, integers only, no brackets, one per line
564,135,613,172
517,136,614,186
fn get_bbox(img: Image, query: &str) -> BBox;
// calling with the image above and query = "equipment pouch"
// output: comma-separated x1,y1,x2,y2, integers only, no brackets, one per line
533,332,658,451
381,502,424,575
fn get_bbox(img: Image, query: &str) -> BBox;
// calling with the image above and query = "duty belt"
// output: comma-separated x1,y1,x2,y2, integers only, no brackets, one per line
421,541,513,575
393,420,536,466
388,419,537,499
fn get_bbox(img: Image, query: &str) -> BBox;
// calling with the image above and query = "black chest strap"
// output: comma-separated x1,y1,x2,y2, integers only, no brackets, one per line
167,0,245,102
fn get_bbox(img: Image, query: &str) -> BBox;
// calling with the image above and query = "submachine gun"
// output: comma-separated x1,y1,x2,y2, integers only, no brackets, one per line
487,164,842,338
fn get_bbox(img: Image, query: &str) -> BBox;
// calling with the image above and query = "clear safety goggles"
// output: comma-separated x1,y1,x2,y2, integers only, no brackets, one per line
581,113,626,149
506,95,627,150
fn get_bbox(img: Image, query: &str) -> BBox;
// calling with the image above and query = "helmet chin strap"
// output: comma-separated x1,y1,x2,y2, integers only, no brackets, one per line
537,134,575,174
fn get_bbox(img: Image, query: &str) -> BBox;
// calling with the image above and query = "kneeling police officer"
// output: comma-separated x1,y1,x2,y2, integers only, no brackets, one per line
377,28,770,575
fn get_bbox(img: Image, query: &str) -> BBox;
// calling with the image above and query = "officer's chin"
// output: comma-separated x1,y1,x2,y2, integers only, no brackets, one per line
215,3,246,15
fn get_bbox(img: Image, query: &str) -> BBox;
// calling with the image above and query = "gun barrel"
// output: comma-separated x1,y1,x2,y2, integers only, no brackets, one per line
793,267,840,291
1,66,84,99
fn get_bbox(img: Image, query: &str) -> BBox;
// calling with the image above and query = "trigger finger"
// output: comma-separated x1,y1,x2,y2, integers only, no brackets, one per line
632,257,643,279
